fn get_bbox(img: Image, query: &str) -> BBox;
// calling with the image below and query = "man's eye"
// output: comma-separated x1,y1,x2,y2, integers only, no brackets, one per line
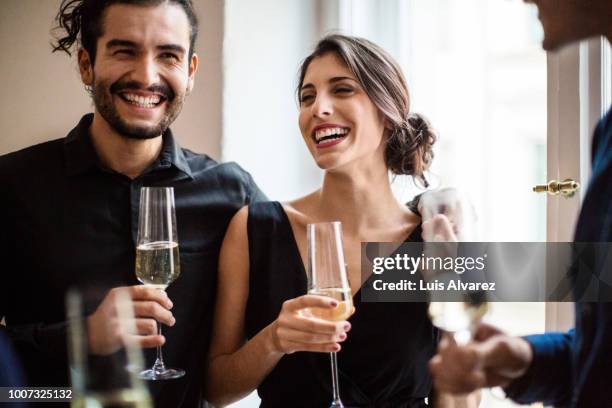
114,49,134,56
161,53,179,61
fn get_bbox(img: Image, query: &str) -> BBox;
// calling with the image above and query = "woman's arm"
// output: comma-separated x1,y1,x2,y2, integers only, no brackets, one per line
205,207,350,407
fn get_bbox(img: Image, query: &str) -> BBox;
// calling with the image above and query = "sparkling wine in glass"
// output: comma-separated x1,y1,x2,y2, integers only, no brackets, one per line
136,187,184,380
307,222,352,408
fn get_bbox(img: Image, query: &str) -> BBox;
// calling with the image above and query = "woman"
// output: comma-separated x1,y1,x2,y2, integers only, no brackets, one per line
206,34,439,407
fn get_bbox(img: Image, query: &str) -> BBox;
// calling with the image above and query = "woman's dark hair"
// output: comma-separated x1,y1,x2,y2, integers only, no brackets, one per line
297,34,436,186
52,0,198,63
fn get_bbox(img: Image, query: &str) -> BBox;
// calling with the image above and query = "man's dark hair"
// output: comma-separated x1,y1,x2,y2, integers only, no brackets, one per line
52,0,198,63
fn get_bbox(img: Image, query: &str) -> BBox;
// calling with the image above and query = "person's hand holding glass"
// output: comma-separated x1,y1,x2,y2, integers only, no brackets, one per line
135,186,184,380
264,222,352,407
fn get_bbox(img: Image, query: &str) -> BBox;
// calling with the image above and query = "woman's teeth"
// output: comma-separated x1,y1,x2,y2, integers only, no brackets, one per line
315,127,349,143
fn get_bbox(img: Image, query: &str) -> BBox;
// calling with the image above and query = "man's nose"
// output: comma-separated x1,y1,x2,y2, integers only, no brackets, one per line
131,55,160,87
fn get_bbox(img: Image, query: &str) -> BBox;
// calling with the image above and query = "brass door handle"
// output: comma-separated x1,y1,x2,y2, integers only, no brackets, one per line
533,179,580,197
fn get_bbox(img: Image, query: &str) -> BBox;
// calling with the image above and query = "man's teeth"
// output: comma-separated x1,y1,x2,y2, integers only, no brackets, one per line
315,127,349,142
122,93,162,108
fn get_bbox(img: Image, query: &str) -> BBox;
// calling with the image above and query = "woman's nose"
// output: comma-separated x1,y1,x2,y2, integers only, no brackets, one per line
312,94,333,118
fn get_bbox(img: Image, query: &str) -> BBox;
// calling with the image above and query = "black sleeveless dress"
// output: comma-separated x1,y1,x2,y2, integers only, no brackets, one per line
245,201,437,408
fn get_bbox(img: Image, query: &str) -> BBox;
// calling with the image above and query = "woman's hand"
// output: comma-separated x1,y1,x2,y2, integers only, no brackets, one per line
267,295,352,355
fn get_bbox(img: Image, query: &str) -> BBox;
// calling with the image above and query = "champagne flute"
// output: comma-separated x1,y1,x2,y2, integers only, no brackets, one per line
306,222,352,408
135,187,184,380
67,288,153,408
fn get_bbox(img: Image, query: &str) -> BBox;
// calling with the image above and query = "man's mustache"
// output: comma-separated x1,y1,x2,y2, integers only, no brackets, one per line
110,80,175,101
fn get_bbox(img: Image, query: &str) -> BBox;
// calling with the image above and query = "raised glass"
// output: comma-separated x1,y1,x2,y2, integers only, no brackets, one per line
136,187,184,380
306,222,352,408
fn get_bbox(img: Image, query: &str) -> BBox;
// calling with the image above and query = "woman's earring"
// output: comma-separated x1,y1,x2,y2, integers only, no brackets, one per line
84,84,93,96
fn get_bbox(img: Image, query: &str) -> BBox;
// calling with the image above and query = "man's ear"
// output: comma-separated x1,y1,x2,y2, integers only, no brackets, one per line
78,48,94,86
186,53,199,94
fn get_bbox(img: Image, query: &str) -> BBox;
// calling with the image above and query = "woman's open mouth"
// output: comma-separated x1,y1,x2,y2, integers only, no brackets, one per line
313,126,350,149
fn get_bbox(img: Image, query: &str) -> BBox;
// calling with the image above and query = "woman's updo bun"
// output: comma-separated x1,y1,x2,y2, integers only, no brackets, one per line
385,112,437,186
297,34,437,186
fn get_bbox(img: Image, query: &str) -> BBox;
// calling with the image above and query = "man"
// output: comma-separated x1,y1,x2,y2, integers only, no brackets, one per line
0,1,265,406
429,0,612,407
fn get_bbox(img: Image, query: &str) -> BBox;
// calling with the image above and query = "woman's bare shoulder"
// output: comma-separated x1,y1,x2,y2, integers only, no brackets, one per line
283,191,319,224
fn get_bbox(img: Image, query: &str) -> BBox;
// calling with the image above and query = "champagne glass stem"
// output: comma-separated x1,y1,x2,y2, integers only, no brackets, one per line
151,321,166,373
329,352,343,408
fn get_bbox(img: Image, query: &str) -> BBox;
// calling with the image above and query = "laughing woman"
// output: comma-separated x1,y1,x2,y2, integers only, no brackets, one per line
206,34,439,408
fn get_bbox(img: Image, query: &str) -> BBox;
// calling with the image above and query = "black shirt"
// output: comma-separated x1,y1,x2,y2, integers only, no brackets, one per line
0,114,266,407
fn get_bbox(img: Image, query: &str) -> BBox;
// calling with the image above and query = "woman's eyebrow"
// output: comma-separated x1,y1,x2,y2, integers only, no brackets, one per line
301,76,358,91
329,76,358,84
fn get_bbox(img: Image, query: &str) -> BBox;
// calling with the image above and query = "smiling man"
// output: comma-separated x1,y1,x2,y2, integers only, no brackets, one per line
0,1,265,406
79,2,198,177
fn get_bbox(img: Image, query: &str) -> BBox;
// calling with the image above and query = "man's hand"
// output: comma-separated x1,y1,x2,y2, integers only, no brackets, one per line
86,286,175,355
429,323,533,395
418,188,477,241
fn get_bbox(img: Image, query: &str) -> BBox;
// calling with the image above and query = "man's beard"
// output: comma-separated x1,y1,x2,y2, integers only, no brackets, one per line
92,77,184,140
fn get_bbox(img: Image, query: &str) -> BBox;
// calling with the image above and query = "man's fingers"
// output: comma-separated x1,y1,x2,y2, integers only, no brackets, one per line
478,336,533,379
127,286,173,308
430,325,527,394
442,371,486,395
483,371,512,388
134,318,159,336
431,354,486,394
437,331,455,350
124,334,165,349
473,322,504,342
133,301,175,326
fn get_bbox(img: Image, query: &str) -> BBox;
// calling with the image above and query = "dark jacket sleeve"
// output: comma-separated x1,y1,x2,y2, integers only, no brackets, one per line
504,330,574,406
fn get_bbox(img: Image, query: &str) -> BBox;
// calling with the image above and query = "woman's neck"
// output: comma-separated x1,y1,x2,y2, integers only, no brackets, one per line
312,163,410,238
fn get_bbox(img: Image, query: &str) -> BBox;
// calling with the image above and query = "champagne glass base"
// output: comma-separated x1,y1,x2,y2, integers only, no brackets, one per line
329,401,344,408
138,368,185,381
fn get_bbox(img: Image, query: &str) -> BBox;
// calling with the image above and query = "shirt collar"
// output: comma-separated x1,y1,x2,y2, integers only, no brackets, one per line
64,113,193,179
156,126,194,179
64,114,99,176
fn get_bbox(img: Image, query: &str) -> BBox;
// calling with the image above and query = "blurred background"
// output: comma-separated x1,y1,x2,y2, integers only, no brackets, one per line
2,0,597,407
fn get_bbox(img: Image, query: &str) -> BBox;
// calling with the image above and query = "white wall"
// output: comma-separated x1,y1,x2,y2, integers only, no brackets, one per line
223,0,322,201
0,0,223,159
